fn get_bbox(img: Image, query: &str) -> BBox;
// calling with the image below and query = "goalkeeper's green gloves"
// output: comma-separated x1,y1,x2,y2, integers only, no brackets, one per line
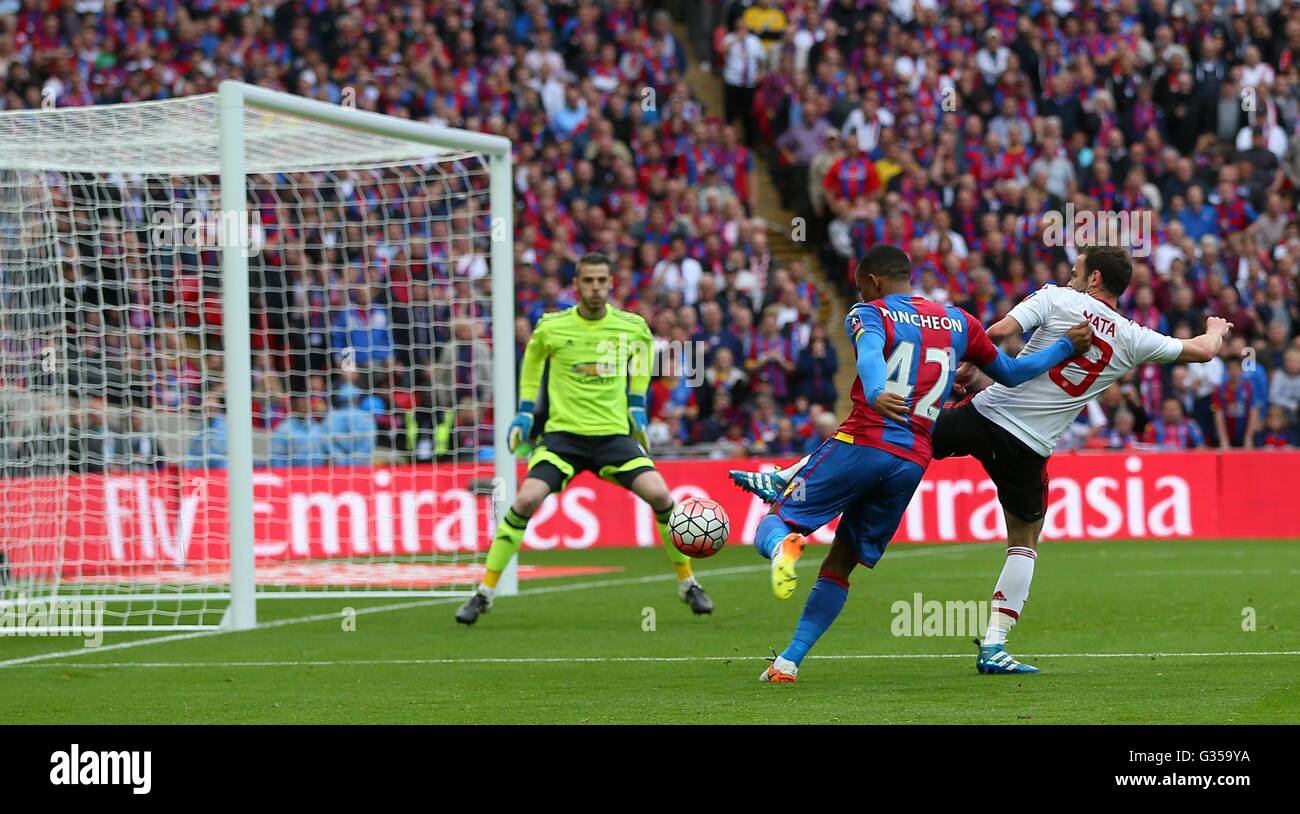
628,394,650,453
507,401,535,456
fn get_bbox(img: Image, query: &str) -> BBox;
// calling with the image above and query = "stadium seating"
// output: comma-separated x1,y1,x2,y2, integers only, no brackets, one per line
2,0,1297,467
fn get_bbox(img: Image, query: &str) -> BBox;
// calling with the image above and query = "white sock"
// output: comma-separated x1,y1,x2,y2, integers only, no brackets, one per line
773,655,798,674
677,576,697,594
478,583,497,600
983,546,1036,647
778,455,810,481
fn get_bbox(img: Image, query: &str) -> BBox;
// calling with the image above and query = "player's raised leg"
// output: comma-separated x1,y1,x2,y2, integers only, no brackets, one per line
762,448,924,683
729,454,808,503
754,512,807,600
627,469,713,614
751,440,858,600
456,475,554,625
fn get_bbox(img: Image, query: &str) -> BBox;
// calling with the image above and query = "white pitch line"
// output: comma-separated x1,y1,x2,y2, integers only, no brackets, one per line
8,650,1300,670
0,544,971,670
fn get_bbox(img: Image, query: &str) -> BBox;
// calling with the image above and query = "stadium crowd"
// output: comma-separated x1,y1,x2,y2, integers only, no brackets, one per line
2,0,1299,475
2,0,844,467
700,0,1300,449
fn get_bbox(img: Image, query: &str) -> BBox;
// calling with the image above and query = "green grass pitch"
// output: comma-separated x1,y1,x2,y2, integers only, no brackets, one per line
1,539,1298,723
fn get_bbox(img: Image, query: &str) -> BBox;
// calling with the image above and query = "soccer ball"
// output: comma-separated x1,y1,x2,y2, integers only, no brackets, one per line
668,498,730,558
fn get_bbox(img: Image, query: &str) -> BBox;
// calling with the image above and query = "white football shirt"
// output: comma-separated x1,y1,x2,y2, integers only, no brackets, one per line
972,285,1184,456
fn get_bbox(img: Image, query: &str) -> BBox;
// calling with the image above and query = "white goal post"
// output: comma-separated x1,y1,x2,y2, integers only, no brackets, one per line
0,81,517,633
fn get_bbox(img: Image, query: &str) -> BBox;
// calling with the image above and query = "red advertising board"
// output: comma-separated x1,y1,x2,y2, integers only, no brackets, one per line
0,453,1294,578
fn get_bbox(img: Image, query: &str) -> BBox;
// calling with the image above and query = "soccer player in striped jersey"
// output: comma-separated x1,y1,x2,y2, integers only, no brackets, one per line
756,245,1092,683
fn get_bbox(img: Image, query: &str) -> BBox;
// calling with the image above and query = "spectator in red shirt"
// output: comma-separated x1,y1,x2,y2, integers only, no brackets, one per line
822,142,881,216
1213,356,1263,449
1142,398,1207,450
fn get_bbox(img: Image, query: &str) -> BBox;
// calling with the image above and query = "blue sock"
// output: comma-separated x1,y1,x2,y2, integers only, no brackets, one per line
755,514,792,560
780,573,850,667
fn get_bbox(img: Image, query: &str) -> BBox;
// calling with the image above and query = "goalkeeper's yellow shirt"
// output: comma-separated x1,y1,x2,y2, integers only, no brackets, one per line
519,306,653,437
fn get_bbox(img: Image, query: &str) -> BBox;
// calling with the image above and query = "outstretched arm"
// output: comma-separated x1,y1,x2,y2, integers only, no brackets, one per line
960,306,1092,389
980,338,1073,387
1174,316,1233,363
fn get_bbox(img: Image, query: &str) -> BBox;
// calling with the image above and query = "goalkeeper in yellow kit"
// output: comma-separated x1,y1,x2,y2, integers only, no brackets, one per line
455,253,713,624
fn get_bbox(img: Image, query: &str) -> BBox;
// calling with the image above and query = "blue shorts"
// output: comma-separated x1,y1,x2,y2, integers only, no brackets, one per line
772,439,925,568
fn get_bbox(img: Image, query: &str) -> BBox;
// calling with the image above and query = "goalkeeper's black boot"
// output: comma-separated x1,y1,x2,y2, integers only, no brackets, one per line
680,581,714,615
455,589,492,626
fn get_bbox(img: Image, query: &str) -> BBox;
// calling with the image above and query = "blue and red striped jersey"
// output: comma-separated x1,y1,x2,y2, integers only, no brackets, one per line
839,293,999,466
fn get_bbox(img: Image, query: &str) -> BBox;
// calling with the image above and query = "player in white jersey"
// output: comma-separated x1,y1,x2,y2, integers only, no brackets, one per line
729,245,1232,674
932,245,1232,673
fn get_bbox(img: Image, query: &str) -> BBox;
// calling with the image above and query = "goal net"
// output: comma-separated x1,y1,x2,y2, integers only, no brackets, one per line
0,83,516,632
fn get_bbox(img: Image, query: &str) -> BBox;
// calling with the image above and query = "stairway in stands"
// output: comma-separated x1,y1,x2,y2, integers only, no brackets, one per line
683,56,857,420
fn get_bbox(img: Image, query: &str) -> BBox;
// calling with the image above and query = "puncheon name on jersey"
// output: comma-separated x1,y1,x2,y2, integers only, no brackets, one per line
875,306,966,333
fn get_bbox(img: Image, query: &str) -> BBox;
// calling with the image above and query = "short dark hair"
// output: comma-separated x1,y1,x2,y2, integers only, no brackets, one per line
576,252,612,272
855,244,911,289
1081,245,1133,298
